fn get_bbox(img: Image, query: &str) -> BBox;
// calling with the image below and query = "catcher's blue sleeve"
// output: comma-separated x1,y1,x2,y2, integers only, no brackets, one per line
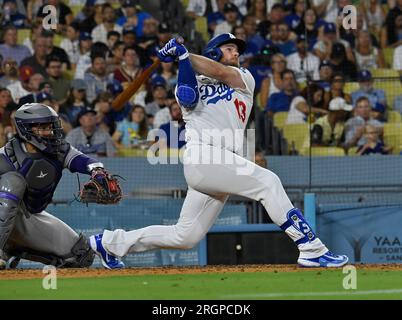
176,55,199,109
64,146,104,174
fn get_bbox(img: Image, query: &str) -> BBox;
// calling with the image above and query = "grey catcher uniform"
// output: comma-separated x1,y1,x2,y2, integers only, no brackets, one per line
0,103,107,268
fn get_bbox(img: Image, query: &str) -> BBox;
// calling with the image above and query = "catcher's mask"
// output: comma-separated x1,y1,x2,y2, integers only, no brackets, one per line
14,103,64,155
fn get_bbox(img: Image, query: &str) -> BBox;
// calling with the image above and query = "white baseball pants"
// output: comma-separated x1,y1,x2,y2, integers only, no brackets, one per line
102,144,327,259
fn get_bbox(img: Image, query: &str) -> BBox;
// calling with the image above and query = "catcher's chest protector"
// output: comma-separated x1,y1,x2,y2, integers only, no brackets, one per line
3,139,63,213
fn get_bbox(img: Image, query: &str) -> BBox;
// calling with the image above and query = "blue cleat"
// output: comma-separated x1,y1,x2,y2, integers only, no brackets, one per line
298,251,349,268
89,234,125,269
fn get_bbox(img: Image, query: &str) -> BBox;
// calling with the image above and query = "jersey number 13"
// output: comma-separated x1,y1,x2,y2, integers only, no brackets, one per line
234,98,247,123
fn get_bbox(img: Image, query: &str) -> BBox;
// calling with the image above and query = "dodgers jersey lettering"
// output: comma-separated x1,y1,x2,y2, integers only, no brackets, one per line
177,67,255,154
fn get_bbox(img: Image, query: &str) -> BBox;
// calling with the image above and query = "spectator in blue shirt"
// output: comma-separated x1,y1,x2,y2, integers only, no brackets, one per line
158,101,186,149
116,0,151,38
351,69,387,108
0,26,31,66
1,0,27,29
265,69,298,118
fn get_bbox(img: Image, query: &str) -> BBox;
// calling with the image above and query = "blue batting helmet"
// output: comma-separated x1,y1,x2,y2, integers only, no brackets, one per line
203,33,246,61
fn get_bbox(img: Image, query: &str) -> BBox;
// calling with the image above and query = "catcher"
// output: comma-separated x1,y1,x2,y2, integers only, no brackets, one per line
0,103,123,270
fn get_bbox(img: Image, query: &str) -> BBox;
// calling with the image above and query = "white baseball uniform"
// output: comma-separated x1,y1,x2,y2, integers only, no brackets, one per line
101,67,328,260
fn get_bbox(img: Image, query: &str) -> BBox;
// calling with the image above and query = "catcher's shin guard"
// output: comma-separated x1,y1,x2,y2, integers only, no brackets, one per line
6,234,95,268
0,172,27,250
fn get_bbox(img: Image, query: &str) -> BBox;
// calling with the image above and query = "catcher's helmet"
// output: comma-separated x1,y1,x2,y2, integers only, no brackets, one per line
14,103,64,154
203,33,246,62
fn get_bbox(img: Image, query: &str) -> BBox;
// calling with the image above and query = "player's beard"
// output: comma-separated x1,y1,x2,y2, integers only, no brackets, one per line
221,58,240,68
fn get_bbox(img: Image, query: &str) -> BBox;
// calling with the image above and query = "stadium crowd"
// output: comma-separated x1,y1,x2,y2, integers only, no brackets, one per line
0,0,401,157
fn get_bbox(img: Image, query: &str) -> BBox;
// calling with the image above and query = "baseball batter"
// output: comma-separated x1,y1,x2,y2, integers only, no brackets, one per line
90,34,348,268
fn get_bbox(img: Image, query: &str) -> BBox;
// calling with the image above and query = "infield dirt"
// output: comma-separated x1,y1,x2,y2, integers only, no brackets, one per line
1,264,401,280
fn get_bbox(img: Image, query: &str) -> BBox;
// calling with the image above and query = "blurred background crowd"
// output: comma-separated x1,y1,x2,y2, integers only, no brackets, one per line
0,0,402,158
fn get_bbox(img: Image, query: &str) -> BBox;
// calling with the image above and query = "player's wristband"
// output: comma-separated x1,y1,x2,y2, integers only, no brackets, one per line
179,51,189,60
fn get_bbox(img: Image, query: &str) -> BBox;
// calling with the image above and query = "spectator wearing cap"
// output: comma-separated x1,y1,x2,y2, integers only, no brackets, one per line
328,42,358,81
354,30,385,70
84,54,109,103
60,22,81,66
112,104,149,151
0,26,31,67
343,96,384,150
60,79,90,127
286,34,320,83
37,0,73,33
311,97,352,147
66,106,117,157
370,102,386,123
1,0,28,29
20,36,48,77
74,32,93,80
18,72,45,105
146,76,175,127
117,0,151,38
0,58,19,88
6,65,34,103
91,3,123,45
45,56,70,104
265,69,298,118
313,22,355,62
258,52,286,109
316,60,334,92
323,72,352,110
351,70,386,108
214,2,241,37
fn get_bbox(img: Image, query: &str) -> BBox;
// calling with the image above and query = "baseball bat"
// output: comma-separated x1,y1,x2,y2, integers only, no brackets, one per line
111,37,184,112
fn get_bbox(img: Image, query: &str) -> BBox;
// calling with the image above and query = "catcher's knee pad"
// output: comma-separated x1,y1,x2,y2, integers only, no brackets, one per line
280,208,316,246
0,172,27,249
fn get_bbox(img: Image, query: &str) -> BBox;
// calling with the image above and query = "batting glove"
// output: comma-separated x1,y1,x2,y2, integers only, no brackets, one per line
157,38,188,62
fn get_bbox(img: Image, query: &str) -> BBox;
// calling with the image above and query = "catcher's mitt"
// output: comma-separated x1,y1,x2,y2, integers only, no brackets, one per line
78,168,122,204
